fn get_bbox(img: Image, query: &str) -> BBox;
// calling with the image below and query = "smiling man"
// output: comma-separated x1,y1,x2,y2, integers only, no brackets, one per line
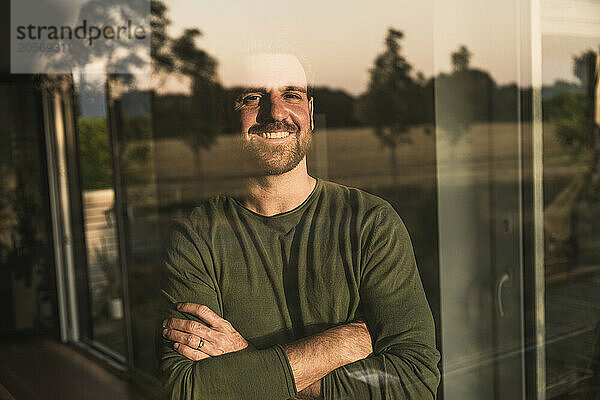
238,53,313,176
157,53,440,399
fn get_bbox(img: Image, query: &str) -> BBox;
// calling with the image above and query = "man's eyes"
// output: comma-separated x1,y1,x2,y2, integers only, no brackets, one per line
283,92,302,100
242,94,261,104
241,92,303,105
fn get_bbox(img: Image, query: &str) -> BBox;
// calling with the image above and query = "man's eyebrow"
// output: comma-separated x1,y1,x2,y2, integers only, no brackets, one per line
241,87,267,94
240,86,307,93
283,85,307,93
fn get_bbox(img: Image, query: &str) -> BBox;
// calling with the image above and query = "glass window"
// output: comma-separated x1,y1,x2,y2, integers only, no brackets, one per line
434,1,525,398
28,1,600,399
73,72,127,358
541,0,600,397
111,0,439,381
0,80,58,337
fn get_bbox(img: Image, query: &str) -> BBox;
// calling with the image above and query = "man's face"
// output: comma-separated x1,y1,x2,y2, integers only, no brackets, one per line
236,54,314,175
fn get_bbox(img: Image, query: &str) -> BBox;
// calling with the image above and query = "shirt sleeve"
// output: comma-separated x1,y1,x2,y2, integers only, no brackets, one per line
156,216,297,400
321,204,441,399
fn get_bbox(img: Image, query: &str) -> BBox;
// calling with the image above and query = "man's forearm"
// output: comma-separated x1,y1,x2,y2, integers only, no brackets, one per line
292,380,321,400
284,321,372,393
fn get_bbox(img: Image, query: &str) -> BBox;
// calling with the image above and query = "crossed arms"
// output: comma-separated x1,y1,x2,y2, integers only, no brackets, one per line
161,302,372,399
157,206,440,399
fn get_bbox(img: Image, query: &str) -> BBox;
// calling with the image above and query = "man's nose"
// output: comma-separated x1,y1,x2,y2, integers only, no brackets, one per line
258,94,287,122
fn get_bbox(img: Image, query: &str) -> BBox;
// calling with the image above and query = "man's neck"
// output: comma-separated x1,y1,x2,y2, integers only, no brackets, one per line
241,159,317,216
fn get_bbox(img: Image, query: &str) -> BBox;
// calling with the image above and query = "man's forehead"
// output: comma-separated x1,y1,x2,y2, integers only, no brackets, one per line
240,53,308,90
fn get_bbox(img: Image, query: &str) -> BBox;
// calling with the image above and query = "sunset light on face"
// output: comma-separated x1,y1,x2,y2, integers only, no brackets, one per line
240,53,308,91
236,53,313,175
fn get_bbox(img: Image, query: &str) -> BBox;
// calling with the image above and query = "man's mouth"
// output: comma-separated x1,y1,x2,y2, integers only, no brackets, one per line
256,131,292,139
248,122,297,140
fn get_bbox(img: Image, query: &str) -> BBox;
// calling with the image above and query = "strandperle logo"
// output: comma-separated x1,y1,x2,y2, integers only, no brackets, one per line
15,20,147,46
11,0,150,74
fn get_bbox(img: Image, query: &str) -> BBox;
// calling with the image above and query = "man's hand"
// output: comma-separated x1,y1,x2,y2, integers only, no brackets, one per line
162,303,249,361
163,303,371,398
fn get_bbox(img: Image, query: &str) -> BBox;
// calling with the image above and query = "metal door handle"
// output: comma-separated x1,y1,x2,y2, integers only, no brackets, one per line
497,273,510,317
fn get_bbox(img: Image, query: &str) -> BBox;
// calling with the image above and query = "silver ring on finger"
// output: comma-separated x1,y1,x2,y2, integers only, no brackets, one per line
197,337,204,350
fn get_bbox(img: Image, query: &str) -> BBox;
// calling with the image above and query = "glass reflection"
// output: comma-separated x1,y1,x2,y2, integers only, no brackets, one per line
0,84,57,336
431,4,533,400
74,73,126,356
118,0,441,381
107,79,157,373
541,13,600,397
97,1,600,399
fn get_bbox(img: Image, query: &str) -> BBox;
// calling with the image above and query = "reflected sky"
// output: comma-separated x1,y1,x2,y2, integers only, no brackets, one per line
166,0,432,94
161,0,599,95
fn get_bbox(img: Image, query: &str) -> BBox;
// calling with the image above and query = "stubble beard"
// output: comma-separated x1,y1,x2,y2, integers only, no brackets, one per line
243,128,312,176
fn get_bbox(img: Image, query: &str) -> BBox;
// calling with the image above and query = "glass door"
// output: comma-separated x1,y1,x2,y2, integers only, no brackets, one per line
540,1,600,397
434,0,536,398
435,0,600,399
72,72,128,360
105,76,159,379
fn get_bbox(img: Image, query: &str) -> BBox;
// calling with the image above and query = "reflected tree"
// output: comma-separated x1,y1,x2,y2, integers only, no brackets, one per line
451,45,472,72
436,45,495,148
2,173,45,287
171,28,223,153
78,118,112,190
150,1,223,197
151,0,174,76
546,50,599,201
312,87,361,128
358,28,424,186
576,51,600,199
544,49,599,270
42,0,149,76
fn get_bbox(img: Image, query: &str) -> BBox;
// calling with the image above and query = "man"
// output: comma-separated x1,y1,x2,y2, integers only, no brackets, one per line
157,53,440,399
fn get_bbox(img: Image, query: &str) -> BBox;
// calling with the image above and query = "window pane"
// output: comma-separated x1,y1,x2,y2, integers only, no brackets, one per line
541,0,600,397
74,73,127,357
117,0,440,385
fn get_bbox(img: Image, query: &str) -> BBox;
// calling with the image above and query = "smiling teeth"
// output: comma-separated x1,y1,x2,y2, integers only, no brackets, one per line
261,131,290,139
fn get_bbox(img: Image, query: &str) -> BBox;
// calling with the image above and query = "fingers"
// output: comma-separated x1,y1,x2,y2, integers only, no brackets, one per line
162,304,249,357
163,328,203,349
163,317,214,340
162,328,226,357
173,342,209,361
177,303,231,331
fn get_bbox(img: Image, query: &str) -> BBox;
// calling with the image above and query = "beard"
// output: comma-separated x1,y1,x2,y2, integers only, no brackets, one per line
242,122,312,175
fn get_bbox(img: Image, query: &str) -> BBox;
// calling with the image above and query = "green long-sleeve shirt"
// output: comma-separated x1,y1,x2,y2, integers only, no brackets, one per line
157,179,440,399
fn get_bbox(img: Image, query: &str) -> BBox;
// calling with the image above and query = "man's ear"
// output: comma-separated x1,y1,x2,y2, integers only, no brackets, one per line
309,97,314,131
